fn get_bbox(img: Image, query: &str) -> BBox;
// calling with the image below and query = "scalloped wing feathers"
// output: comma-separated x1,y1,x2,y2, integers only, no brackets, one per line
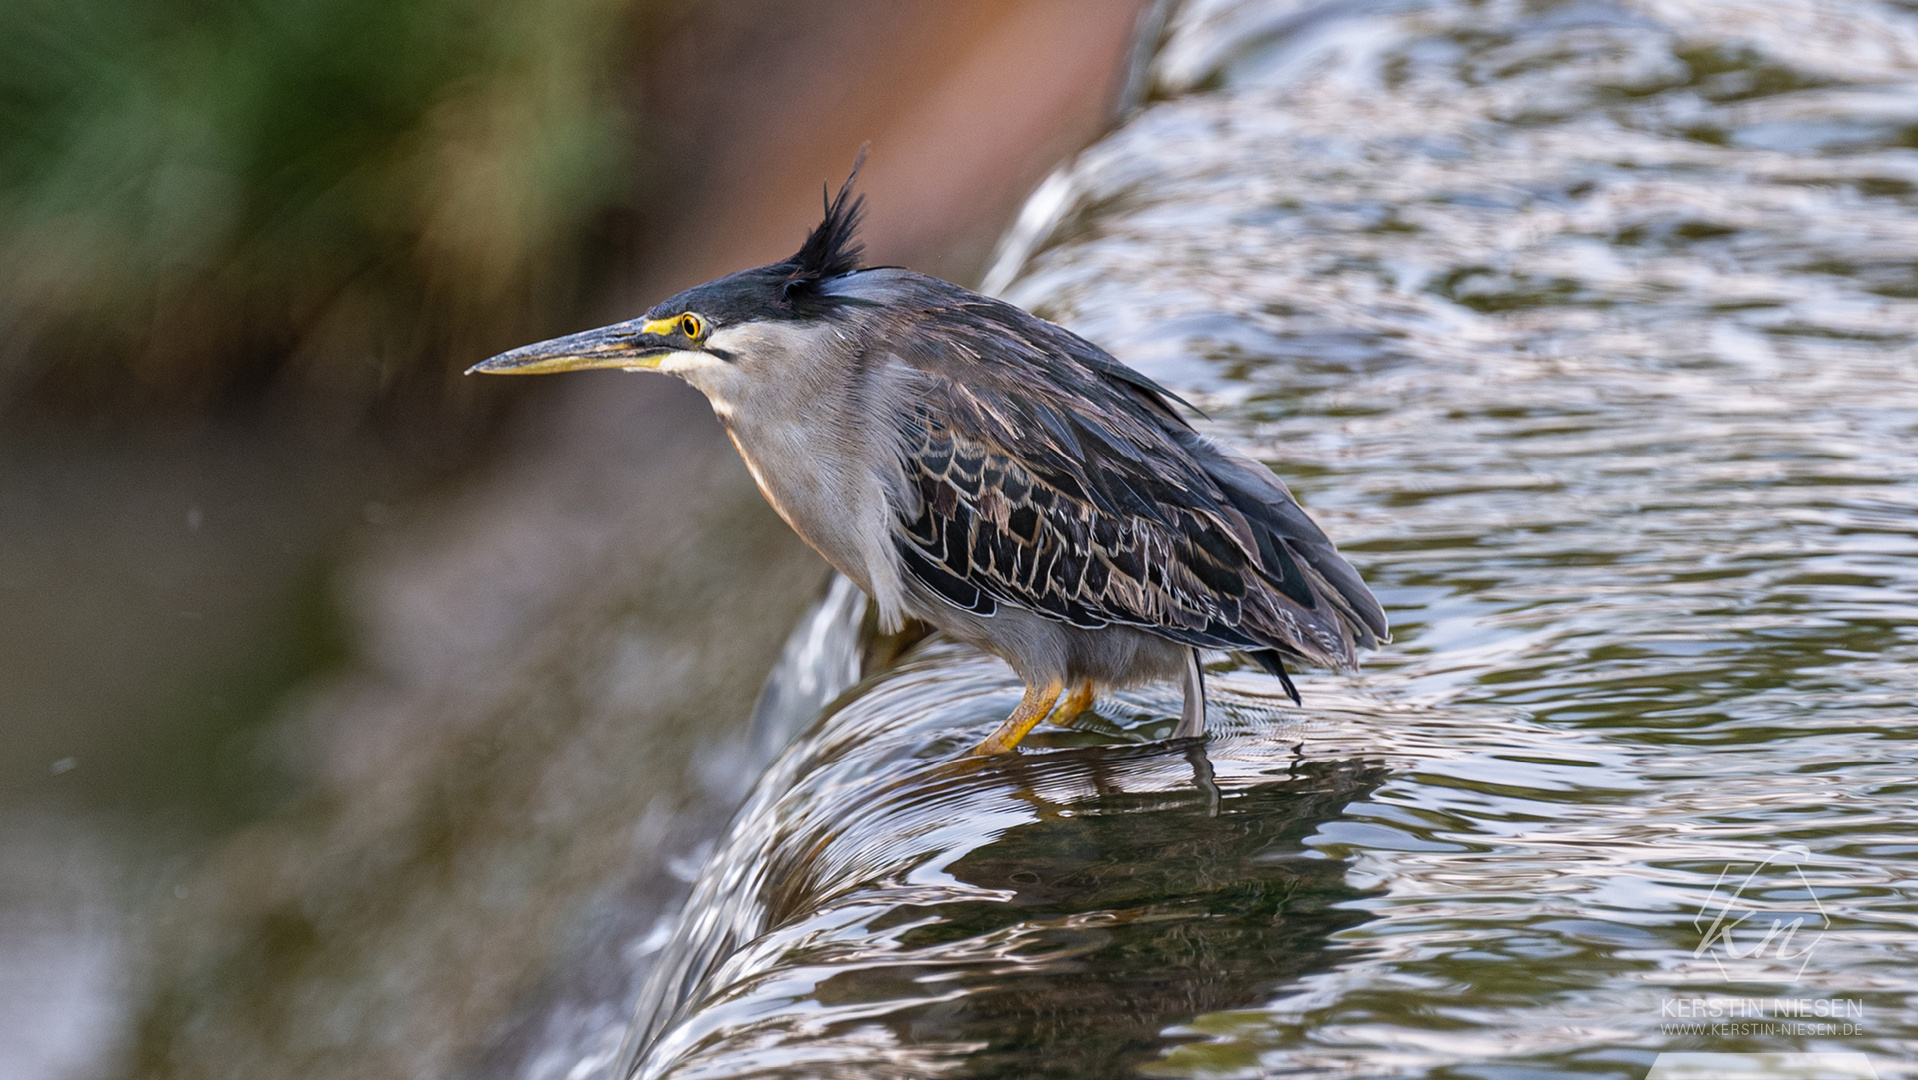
882,285,1385,670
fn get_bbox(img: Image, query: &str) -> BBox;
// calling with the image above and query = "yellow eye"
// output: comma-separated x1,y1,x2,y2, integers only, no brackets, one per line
679,313,704,339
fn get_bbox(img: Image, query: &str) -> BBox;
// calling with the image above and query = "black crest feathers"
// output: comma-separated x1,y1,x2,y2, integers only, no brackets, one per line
782,146,867,298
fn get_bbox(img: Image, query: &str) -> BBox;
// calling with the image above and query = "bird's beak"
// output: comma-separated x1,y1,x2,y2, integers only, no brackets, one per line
465,318,682,376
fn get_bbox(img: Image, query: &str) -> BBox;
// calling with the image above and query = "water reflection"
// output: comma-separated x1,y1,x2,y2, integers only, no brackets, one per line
917,761,1383,1079
625,642,1387,1080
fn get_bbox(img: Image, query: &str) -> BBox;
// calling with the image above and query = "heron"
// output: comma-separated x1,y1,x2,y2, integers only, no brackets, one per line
469,161,1387,754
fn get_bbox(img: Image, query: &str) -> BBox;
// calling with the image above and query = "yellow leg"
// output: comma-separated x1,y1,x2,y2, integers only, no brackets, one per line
971,680,1064,755
1049,681,1095,728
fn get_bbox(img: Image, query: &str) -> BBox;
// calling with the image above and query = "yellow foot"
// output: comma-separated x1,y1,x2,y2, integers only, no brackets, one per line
970,680,1064,755
1049,681,1095,729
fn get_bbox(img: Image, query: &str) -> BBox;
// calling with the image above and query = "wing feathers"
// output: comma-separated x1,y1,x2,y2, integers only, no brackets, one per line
878,279,1386,670
1179,432,1390,647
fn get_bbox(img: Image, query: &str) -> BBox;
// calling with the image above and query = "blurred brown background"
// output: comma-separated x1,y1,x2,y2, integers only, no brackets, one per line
0,1,1150,1077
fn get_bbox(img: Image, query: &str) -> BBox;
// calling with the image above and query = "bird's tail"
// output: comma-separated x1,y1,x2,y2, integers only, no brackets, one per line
1178,430,1390,659
1248,649,1302,705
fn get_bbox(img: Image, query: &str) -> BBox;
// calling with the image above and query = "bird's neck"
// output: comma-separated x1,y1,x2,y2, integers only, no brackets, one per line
713,394,911,631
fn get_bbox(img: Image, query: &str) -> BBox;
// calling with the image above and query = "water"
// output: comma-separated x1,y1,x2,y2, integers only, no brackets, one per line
615,0,1918,1076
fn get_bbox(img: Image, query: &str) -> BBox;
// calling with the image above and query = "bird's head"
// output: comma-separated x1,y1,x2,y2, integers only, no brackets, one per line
467,154,874,402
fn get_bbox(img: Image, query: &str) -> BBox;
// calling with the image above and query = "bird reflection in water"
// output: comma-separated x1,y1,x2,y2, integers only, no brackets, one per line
882,759,1384,1080
623,638,1386,1080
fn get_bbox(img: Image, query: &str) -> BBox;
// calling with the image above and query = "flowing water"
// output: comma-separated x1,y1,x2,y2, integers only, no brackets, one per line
607,0,1918,1076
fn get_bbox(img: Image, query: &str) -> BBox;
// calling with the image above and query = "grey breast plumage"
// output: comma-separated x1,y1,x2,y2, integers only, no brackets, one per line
875,275,1387,673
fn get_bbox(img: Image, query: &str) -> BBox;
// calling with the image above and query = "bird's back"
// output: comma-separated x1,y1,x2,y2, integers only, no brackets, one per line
843,271,1387,671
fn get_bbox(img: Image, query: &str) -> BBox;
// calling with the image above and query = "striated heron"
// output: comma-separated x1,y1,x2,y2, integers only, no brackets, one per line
470,163,1388,754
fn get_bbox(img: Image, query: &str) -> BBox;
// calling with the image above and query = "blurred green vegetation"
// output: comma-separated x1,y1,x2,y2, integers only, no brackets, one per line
0,0,645,416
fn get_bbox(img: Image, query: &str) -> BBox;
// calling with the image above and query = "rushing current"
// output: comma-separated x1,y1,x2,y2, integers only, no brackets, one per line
601,0,1918,1076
